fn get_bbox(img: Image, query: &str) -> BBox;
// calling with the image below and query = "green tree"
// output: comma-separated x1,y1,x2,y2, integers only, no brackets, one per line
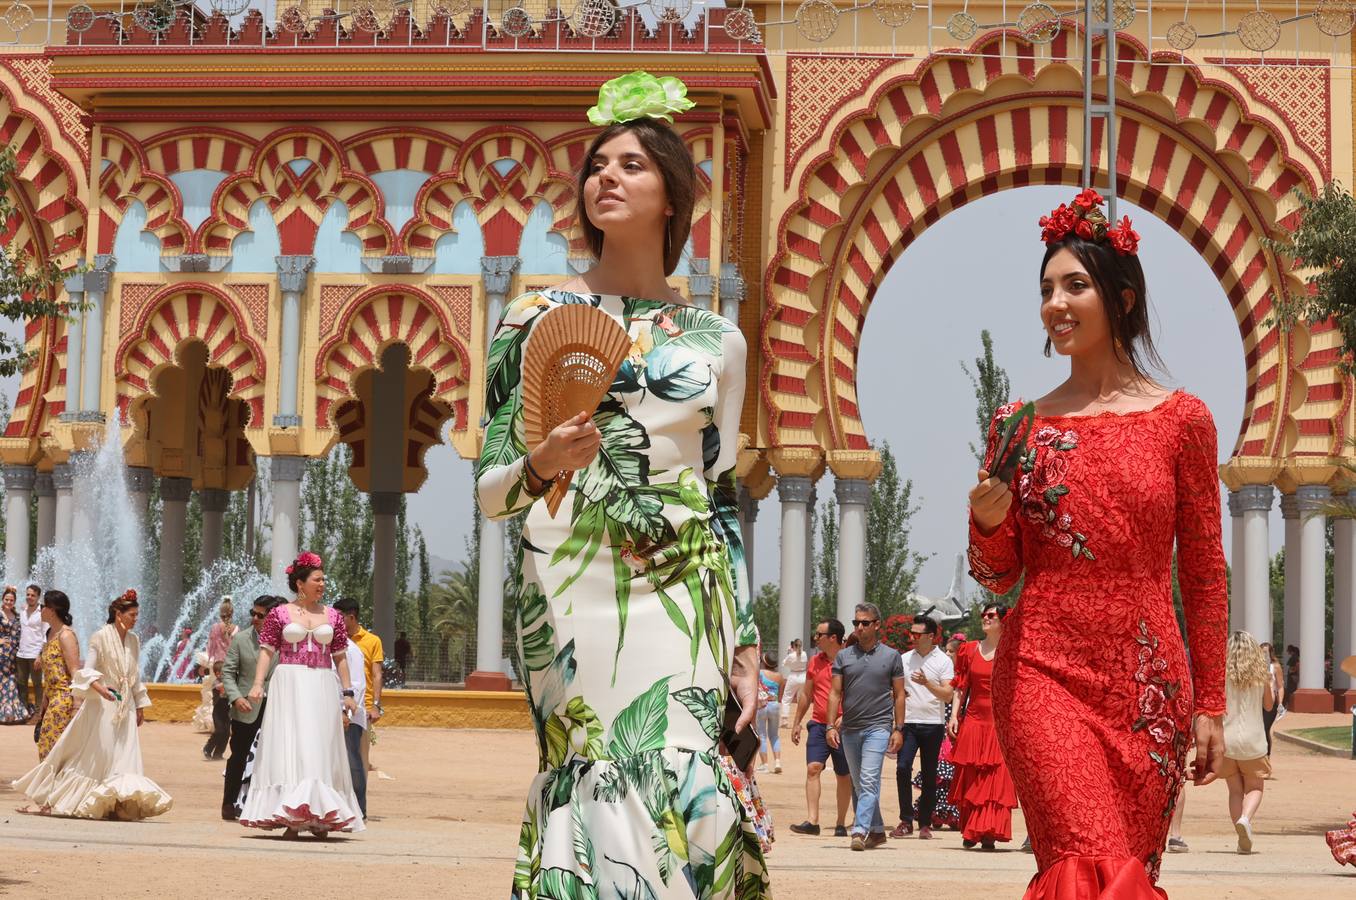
864,442,929,618
751,581,780,650
428,565,477,682
1264,183,1356,368
812,497,838,625
298,444,375,612
0,145,87,378
961,329,1011,464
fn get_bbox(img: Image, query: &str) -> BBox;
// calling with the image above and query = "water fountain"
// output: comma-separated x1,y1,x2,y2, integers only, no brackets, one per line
28,418,275,681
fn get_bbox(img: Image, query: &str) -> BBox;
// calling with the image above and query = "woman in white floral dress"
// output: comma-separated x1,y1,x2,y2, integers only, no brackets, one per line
477,73,770,899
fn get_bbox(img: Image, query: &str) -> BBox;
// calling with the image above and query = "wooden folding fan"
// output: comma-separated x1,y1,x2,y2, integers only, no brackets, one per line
521,304,632,517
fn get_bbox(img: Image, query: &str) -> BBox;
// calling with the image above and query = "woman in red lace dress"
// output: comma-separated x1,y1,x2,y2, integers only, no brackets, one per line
967,190,1227,898
948,601,1018,849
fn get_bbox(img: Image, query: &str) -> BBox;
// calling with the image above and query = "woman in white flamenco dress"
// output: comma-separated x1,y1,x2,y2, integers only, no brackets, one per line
14,590,172,820
239,552,364,837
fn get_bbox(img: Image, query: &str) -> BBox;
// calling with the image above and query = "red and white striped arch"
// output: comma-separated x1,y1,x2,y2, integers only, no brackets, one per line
314,285,471,432
98,129,191,256
114,283,267,426
0,78,87,440
765,34,1325,460
202,128,394,257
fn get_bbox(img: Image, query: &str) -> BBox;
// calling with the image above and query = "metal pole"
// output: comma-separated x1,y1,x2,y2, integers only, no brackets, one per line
1082,0,1118,220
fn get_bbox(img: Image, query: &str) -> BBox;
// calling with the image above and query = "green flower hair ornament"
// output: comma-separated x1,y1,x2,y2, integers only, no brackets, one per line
587,70,695,127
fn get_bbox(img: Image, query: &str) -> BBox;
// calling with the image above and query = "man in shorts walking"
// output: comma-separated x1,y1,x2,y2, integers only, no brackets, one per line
789,618,852,837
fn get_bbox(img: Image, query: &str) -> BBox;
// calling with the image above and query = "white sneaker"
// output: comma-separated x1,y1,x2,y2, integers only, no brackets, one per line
774,762,782,774
756,764,769,773
1234,818,1253,854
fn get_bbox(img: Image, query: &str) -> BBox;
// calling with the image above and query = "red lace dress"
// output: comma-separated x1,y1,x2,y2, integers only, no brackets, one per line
968,391,1227,898
949,640,1018,842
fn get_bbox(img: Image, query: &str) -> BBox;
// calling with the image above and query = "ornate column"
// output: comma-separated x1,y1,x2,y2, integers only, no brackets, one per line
199,489,229,571
61,274,84,418
1332,513,1355,709
468,255,521,691
687,258,714,311
156,476,193,635
370,491,400,649
1292,484,1333,712
273,255,315,427
78,255,115,417
1227,489,1245,633
3,466,35,581
775,475,813,654
1280,493,1301,652
1237,484,1274,644
718,263,744,324
830,450,882,629
269,457,306,593
126,466,154,541
34,472,55,557
738,486,758,591
52,464,73,557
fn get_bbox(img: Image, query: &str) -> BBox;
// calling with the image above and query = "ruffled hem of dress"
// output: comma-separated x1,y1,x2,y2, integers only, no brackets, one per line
239,779,365,832
1327,820,1356,867
13,765,171,820
956,801,1013,842
1023,856,1166,900
948,762,1017,808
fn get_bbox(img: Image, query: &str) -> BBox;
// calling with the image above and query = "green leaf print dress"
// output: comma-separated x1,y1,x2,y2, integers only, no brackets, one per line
478,289,772,900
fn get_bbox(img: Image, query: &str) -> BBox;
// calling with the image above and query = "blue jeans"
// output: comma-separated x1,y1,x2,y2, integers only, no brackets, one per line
757,702,781,754
345,723,368,818
840,726,890,837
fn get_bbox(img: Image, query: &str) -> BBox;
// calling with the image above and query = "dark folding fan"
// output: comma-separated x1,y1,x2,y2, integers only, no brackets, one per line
990,401,1036,484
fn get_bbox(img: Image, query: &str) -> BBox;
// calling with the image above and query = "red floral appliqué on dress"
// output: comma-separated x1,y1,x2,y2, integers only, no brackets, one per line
967,391,1227,899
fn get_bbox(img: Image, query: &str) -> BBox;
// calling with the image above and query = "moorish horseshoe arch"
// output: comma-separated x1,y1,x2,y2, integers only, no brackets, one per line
314,283,471,431
764,34,1335,463
114,282,268,425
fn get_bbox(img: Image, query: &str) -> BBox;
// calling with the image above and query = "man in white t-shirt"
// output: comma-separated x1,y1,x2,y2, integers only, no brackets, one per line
343,637,369,820
890,615,954,840
16,584,46,719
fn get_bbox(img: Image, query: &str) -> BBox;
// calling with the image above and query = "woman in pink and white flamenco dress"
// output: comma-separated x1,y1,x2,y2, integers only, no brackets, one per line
239,552,364,837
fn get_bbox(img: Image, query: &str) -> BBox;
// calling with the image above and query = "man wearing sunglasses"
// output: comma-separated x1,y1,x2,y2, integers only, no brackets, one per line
789,618,852,838
825,603,905,851
892,614,954,840
220,595,282,820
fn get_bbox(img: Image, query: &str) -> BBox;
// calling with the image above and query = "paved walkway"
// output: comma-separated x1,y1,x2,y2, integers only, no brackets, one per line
0,713,1352,897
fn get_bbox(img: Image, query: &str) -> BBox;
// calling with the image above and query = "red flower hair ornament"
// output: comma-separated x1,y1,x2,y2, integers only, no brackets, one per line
285,551,323,575
1039,188,1140,256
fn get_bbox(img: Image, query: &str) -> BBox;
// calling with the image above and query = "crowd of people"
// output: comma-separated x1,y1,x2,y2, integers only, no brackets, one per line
1,550,387,838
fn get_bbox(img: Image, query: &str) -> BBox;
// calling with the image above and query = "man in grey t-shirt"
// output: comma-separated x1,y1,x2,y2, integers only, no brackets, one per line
825,602,905,850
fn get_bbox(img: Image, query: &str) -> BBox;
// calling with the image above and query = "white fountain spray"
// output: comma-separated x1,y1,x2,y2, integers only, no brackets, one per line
31,418,277,681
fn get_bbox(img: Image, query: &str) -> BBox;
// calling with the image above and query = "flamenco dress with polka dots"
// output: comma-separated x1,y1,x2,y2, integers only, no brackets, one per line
967,392,1227,898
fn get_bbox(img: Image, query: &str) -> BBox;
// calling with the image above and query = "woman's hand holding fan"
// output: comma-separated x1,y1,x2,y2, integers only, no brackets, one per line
526,412,602,488
521,304,633,516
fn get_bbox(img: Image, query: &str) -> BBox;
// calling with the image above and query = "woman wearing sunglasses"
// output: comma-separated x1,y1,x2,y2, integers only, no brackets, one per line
947,602,1017,850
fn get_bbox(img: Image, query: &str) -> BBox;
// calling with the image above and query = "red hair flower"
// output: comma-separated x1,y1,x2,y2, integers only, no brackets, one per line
1038,192,1139,256
285,551,324,575
1107,216,1140,255
120,588,138,602
1072,188,1104,211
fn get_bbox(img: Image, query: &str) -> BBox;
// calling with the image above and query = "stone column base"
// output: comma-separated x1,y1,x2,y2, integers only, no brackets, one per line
1288,687,1336,713
1335,689,1356,714
465,670,513,691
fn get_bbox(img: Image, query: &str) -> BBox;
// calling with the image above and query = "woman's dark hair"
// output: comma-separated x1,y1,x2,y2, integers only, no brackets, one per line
106,591,139,624
287,564,322,594
982,602,1010,621
575,119,696,276
43,589,72,626
1040,235,1165,377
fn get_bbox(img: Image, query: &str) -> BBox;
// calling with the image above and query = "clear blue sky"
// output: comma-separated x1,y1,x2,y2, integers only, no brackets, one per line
2,185,1282,594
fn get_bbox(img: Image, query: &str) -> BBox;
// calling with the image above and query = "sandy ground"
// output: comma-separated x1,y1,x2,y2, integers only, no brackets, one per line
0,713,1353,899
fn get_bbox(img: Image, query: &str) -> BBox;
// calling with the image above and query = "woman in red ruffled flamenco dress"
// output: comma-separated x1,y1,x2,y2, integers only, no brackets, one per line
947,600,1018,850
967,190,1227,898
